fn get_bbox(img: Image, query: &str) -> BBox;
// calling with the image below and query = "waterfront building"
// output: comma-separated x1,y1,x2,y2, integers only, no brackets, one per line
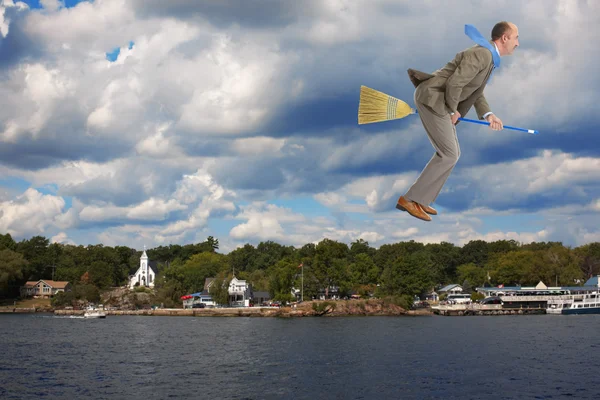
182,276,266,308
128,247,156,289
438,284,463,296
20,280,72,298
475,276,600,310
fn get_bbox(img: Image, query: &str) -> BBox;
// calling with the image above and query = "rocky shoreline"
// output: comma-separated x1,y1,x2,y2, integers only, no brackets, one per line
0,307,38,313
3,300,433,317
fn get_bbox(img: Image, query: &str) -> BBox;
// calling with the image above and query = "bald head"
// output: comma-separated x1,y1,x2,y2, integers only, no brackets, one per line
491,21,519,56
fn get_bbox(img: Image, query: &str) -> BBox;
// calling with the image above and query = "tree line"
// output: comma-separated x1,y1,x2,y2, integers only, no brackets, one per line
1,232,600,307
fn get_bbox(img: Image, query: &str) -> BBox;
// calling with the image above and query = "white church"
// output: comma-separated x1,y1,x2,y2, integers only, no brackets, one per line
128,247,156,289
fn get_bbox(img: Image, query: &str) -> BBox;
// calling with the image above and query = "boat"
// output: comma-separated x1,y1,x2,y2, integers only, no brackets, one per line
546,276,600,315
84,305,107,318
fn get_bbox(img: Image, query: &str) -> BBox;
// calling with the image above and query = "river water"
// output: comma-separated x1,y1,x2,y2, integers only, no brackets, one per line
1,313,599,399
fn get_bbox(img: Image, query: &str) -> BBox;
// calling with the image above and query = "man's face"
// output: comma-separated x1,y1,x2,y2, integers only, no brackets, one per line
504,25,519,55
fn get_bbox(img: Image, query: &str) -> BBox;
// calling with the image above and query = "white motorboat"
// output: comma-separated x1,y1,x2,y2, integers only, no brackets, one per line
84,305,106,318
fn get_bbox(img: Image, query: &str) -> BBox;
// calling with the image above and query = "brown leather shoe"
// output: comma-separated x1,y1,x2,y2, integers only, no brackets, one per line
421,204,437,215
396,196,431,221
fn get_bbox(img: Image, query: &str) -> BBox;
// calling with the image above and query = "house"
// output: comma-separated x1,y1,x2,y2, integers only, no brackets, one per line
438,284,463,295
252,291,271,305
318,286,341,300
425,290,439,302
183,276,255,307
20,280,72,298
182,292,215,309
204,277,215,292
228,276,253,306
128,247,157,289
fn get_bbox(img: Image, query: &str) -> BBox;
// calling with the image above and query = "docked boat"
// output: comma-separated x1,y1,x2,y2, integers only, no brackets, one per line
84,305,106,318
546,276,600,315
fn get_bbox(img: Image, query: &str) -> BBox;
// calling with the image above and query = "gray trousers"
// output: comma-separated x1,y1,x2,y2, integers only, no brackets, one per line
404,89,460,206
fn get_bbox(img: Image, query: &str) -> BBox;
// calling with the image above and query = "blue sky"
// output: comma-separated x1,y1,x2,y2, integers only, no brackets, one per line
18,0,83,9
1,0,600,252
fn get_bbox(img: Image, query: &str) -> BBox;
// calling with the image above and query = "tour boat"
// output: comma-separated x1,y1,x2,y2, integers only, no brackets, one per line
546,276,600,315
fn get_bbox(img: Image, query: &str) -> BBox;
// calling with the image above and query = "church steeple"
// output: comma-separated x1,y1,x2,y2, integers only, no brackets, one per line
128,245,155,289
140,245,149,286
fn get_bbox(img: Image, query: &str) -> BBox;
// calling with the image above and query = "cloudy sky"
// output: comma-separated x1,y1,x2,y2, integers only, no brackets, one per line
1,0,599,253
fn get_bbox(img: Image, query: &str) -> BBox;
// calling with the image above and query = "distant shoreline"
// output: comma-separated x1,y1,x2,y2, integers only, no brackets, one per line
1,301,432,317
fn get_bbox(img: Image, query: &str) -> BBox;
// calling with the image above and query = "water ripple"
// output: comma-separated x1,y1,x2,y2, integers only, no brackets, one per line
1,314,599,399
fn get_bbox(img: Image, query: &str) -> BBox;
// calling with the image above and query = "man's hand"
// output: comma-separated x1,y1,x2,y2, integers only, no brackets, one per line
450,111,461,125
486,114,503,131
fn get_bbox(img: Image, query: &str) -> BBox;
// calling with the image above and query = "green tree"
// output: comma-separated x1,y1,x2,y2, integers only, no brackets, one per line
574,242,600,280
378,251,433,297
488,239,520,255
51,284,100,306
311,239,349,297
460,240,489,267
153,276,185,308
298,243,316,259
374,241,424,272
349,239,376,262
456,263,488,288
17,235,50,280
180,252,228,293
228,244,257,272
254,241,296,271
88,261,114,289
348,253,379,288
210,271,231,306
206,236,219,251
520,241,564,251
54,255,84,284
425,241,461,284
461,280,473,294
268,259,298,303
239,269,269,292
543,245,583,286
0,233,17,251
0,249,28,297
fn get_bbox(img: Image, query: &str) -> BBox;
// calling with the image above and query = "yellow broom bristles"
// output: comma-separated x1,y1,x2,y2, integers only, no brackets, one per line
358,85,415,125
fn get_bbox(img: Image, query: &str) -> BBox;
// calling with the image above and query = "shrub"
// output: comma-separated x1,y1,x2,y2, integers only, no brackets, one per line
312,301,336,314
382,294,413,310
471,292,485,301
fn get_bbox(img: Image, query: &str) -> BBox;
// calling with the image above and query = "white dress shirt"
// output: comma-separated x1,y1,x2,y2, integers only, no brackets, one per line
481,43,500,120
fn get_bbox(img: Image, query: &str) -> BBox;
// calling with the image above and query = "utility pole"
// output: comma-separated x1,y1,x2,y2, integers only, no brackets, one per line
301,263,304,302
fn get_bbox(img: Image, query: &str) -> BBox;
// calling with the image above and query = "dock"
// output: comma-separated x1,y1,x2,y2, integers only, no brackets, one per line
432,303,546,316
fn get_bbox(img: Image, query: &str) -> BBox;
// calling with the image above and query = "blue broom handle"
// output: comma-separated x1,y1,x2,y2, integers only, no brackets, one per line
458,117,539,134
413,109,538,134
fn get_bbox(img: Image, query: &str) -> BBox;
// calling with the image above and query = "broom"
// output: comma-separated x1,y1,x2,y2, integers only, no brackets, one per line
358,86,539,134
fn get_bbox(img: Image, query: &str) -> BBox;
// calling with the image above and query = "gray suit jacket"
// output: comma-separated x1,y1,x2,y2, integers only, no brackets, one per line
407,44,495,121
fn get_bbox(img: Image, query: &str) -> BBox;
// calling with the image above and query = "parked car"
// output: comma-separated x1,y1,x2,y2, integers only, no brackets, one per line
192,303,206,308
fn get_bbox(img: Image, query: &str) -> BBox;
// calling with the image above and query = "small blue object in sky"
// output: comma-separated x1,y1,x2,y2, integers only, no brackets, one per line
105,47,120,62
106,41,134,62
20,0,87,9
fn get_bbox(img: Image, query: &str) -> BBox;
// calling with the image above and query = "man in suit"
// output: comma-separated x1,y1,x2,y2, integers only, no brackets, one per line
396,21,520,221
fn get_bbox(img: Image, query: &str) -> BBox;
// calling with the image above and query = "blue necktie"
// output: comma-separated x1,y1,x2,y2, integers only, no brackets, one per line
464,24,500,78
